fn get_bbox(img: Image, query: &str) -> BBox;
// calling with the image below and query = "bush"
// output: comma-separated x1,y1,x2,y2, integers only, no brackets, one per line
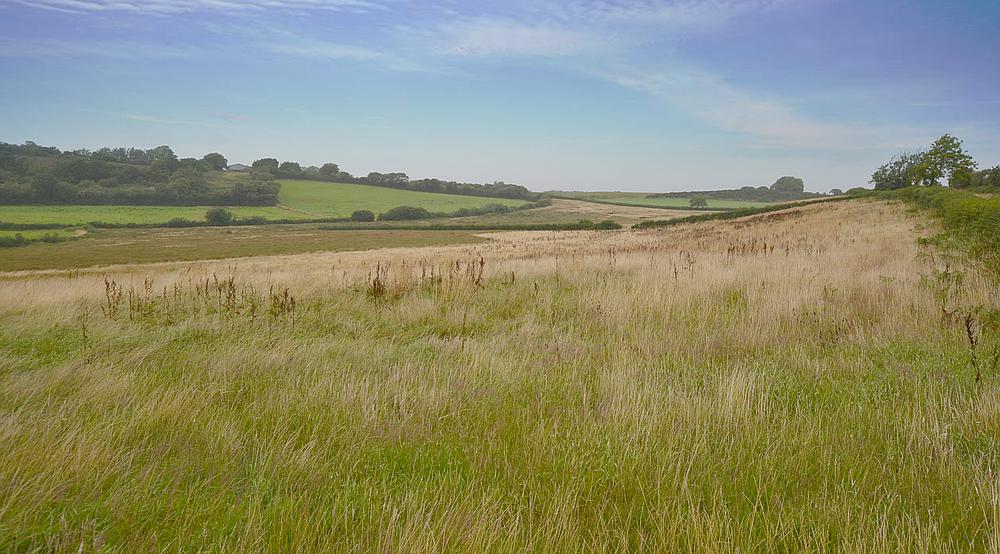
205,208,233,226
351,210,375,222
378,206,432,221
165,217,196,228
0,234,28,248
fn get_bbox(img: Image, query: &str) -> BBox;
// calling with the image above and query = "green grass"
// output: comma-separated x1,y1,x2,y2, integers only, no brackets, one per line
555,191,773,209
0,227,485,272
0,181,531,226
276,180,529,217
0,228,80,240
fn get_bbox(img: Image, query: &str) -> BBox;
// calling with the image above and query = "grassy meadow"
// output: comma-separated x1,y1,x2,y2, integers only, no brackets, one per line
0,181,530,227
2,198,999,550
276,180,529,217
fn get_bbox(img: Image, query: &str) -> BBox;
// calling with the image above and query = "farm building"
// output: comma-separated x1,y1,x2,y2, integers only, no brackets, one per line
226,163,251,172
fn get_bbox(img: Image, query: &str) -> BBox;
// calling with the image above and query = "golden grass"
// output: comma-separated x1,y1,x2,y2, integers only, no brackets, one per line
1,199,999,551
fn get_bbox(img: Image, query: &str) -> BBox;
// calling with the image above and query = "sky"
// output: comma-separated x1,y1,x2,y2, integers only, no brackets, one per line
1,0,998,192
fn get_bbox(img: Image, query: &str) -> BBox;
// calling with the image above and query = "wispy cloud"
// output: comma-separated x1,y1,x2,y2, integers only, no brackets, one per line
0,37,197,59
601,66,925,150
264,39,430,72
10,0,383,15
419,18,603,59
125,114,237,128
906,99,1000,108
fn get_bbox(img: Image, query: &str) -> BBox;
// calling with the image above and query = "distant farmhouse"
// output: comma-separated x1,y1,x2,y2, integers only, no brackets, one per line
226,163,251,172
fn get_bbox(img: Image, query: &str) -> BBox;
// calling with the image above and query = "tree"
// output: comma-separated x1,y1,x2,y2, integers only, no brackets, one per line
829,188,844,196
378,206,431,221
871,153,922,190
689,197,708,208
351,209,375,222
278,161,302,176
319,163,340,178
148,145,177,163
32,173,73,202
252,158,279,170
770,176,805,194
202,152,228,171
162,167,209,201
922,134,977,187
205,207,233,226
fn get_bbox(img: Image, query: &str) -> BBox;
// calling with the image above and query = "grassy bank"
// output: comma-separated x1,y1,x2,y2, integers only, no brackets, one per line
889,186,1000,278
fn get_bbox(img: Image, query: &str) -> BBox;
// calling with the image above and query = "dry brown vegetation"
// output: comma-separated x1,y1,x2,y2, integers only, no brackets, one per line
2,199,999,551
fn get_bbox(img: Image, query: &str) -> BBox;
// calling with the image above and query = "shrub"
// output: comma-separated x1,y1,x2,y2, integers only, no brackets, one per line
236,216,268,226
205,208,233,226
165,217,196,228
378,206,432,221
351,210,376,222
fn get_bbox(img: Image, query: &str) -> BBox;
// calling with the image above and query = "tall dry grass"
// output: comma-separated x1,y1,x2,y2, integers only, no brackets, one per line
1,199,999,551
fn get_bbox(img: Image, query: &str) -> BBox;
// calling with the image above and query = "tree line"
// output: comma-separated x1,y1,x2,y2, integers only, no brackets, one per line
0,141,541,206
870,134,999,190
0,142,278,206
246,157,541,201
648,176,827,203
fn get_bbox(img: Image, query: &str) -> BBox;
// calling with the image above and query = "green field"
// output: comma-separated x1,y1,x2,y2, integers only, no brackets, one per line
555,191,773,209
0,228,81,239
276,180,528,217
0,181,531,226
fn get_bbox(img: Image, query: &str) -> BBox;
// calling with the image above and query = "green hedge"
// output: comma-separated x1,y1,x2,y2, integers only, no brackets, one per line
889,187,1000,278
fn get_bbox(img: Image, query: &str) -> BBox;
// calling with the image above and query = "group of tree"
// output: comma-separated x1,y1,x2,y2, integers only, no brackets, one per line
652,175,821,203
248,155,541,201
870,134,998,190
0,142,278,206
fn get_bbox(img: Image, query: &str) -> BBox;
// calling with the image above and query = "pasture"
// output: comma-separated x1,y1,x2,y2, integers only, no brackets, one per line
0,181,531,227
2,198,999,551
276,179,529,217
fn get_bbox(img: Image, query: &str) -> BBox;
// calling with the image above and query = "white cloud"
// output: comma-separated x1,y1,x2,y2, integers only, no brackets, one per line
264,39,429,72
423,18,601,58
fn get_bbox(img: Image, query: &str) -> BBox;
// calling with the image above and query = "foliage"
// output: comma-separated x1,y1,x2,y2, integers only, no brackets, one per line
204,207,233,226
890,186,1000,279
770,176,804,193
871,134,978,190
644,183,820,203
689,196,708,208
351,210,376,222
0,142,279,206
378,205,432,221
201,153,228,171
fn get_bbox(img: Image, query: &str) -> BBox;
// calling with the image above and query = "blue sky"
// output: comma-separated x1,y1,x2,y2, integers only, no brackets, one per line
1,0,998,192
